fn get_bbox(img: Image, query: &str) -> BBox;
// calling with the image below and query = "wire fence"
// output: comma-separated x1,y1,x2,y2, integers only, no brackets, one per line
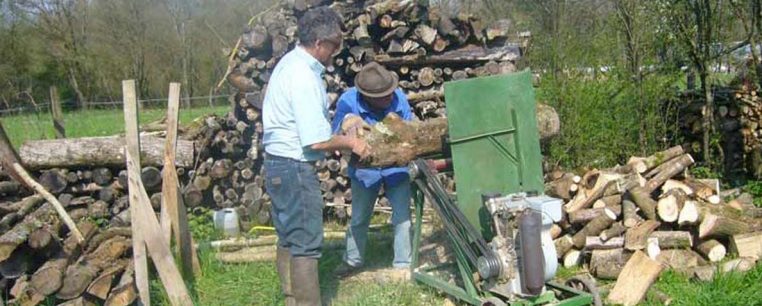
0,94,232,116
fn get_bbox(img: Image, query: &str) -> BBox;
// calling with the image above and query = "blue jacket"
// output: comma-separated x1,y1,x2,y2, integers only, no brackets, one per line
331,87,413,188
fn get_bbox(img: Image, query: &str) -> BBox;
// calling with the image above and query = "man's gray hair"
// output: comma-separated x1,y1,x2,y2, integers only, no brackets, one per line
297,6,342,47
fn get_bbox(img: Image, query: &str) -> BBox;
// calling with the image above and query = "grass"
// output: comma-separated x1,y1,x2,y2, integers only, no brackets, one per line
0,105,229,148
643,264,762,306
150,235,446,306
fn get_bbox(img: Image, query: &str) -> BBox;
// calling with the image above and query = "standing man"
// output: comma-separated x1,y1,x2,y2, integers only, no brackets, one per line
262,7,371,306
332,62,414,274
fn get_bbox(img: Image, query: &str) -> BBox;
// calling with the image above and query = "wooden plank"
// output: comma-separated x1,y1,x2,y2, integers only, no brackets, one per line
50,86,65,139
122,79,151,306
123,80,192,305
607,250,664,306
162,82,196,279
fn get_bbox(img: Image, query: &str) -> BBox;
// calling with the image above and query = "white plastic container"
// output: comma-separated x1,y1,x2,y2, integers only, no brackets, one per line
213,208,240,237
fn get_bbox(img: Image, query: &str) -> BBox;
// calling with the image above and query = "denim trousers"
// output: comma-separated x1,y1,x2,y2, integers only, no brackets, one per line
264,155,324,258
343,178,412,268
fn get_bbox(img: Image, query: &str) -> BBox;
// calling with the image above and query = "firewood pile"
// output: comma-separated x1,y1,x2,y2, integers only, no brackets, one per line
0,192,136,305
221,0,527,225
547,145,762,305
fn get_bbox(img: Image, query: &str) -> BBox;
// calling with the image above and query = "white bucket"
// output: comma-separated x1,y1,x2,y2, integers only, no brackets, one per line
213,208,240,237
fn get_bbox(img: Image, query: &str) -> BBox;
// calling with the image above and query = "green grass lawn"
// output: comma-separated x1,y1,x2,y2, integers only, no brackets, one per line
150,236,445,306
0,105,229,148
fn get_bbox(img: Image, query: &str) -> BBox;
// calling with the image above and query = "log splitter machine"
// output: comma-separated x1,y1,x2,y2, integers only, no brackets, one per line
407,71,600,306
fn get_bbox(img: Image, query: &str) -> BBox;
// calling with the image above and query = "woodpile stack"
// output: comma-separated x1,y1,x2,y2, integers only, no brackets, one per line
548,145,762,305
221,0,530,225
0,195,137,305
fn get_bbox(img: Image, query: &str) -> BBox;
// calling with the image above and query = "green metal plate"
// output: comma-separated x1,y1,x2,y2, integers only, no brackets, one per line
444,70,544,238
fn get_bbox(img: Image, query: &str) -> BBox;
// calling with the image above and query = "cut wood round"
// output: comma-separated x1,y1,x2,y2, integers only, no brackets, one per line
140,167,162,190
696,239,726,262
647,237,661,260
590,248,630,280
210,159,233,179
39,169,68,194
92,168,113,186
657,188,686,223
183,185,204,208
562,249,582,268
417,67,436,87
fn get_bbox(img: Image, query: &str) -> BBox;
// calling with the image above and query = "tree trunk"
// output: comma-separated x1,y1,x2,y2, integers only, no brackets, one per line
18,135,195,170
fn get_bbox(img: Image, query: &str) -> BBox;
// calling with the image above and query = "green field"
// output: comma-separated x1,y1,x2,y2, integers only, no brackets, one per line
0,105,230,148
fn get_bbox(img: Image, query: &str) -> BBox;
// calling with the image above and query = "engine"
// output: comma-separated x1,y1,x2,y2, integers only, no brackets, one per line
476,192,563,299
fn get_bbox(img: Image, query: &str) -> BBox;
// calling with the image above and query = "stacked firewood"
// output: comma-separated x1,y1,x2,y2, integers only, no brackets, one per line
223,0,524,224
0,194,137,305
547,145,762,305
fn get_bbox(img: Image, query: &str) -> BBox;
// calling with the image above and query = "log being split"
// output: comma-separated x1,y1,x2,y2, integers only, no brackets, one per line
354,106,560,167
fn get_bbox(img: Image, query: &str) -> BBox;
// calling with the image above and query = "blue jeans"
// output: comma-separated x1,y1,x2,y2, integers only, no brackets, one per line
265,155,324,258
344,178,412,268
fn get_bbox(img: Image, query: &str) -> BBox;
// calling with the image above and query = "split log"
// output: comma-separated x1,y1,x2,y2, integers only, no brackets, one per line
721,257,756,274
684,178,721,204
590,248,630,280
698,214,750,239
649,231,693,249
30,221,97,296
607,251,664,306
87,260,128,300
18,135,195,169
730,232,762,259
696,239,726,262
0,202,64,261
624,220,661,251
57,236,131,300
571,208,617,248
0,196,44,232
105,263,137,306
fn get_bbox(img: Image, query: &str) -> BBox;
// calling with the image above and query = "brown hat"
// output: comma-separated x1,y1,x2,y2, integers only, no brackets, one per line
354,62,398,98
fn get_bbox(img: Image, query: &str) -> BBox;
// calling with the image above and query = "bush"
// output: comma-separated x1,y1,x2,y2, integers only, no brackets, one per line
537,69,682,170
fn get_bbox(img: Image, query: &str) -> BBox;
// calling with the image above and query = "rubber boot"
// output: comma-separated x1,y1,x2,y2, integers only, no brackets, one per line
290,257,322,306
276,246,296,306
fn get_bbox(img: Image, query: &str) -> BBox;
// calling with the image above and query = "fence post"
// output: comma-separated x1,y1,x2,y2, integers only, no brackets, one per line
49,86,65,139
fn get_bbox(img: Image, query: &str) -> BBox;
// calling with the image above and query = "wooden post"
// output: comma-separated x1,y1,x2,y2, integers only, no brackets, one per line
123,80,193,306
50,86,65,139
161,82,197,279
123,80,151,306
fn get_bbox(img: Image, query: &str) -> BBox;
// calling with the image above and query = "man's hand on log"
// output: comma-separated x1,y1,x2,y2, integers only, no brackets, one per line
350,138,372,160
341,114,371,137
